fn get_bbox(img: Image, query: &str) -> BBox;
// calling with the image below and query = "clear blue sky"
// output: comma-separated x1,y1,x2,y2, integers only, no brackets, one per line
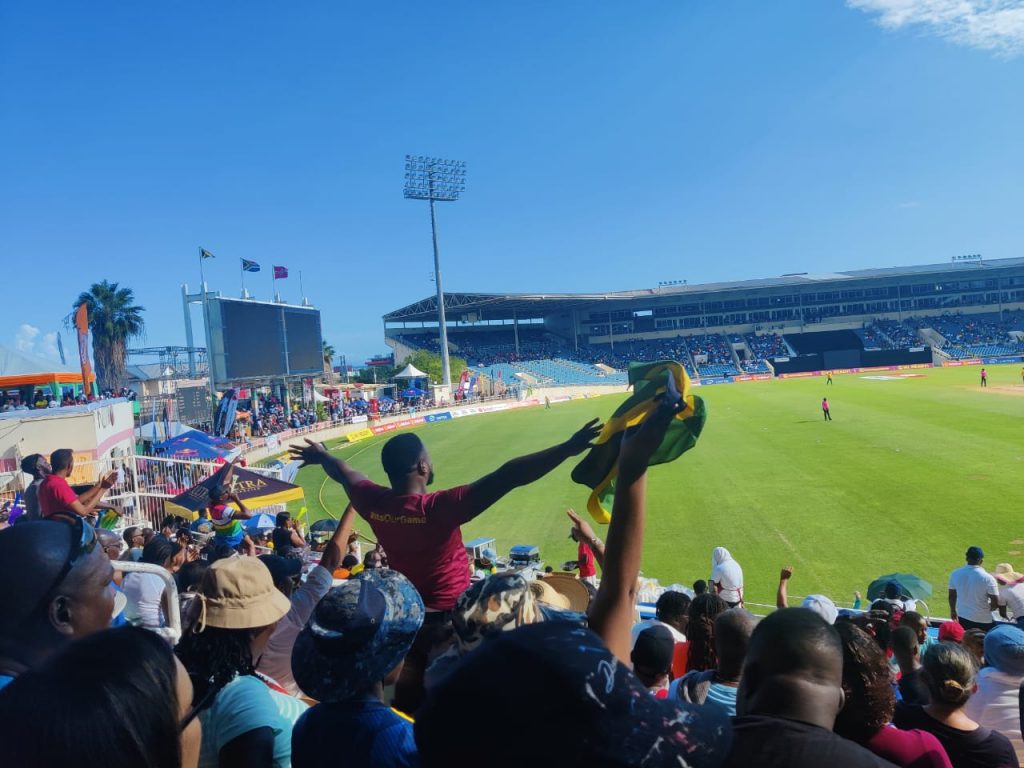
2,1,1022,364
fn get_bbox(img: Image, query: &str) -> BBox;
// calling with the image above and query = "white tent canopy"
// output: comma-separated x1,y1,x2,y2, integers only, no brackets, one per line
394,364,428,379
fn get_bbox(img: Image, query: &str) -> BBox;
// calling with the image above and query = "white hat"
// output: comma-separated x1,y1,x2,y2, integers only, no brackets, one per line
802,594,838,625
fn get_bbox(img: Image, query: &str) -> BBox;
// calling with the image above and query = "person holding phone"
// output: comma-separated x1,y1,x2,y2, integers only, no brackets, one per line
38,449,117,520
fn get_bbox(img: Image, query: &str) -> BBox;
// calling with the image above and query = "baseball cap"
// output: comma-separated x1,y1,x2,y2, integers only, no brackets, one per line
801,594,838,625
415,622,731,768
966,546,984,560
632,625,675,673
938,621,966,643
258,554,302,584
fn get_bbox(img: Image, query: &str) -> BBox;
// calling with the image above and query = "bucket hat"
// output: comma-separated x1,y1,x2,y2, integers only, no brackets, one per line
292,569,424,702
197,556,291,630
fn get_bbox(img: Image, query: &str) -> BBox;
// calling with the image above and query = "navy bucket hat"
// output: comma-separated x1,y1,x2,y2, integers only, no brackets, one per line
291,568,424,702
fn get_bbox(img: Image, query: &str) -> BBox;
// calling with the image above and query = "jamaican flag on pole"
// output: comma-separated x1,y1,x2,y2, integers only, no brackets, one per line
571,360,707,523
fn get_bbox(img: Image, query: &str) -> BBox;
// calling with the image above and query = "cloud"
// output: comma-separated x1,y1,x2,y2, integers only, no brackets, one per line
14,324,63,362
848,0,1024,56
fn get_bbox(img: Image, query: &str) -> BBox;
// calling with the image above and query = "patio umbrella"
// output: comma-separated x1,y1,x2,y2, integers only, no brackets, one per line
310,519,339,533
867,573,933,601
244,513,277,532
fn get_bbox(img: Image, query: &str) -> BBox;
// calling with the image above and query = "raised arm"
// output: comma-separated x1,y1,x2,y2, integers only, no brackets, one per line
588,387,682,664
75,471,118,512
777,565,793,609
319,504,357,574
464,420,602,516
227,492,252,520
289,439,369,494
567,508,605,570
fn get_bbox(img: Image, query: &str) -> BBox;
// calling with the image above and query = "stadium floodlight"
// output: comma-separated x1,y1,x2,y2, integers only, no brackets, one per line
404,154,467,390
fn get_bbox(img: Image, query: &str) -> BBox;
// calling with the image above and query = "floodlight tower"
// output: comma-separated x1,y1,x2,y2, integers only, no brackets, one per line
404,155,466,390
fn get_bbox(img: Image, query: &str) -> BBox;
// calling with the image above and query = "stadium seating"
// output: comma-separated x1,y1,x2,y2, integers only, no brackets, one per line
922,312,1024,359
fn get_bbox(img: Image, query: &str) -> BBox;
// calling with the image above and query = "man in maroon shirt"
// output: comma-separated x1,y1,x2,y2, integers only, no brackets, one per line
290,417,602,712
38,449,117,520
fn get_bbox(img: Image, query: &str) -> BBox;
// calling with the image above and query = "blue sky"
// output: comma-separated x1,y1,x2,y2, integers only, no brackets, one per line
2,1,1022,364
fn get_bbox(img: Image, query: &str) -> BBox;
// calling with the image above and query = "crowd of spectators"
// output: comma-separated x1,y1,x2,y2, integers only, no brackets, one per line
8,419,1024,766
1,386,135,413
925,313,1024,353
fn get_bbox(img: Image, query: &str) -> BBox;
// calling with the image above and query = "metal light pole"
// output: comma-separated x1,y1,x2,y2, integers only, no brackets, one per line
404,155,466,390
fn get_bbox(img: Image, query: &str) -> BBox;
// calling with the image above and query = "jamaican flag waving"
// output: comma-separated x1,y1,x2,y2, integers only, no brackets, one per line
571,360,707,523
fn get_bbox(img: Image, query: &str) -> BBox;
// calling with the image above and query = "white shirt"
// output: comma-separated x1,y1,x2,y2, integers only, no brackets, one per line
711,559,744,604
123,572,166,629
948,564,998,623
998,583,1024,619
965,666,1024,765
257,565,334,695
630,618,687,648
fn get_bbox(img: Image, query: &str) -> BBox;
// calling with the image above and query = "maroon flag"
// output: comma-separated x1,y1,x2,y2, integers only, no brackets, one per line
273,265,288,279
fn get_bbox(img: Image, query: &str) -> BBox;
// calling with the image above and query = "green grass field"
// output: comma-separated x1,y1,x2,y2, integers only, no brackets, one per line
290,363,1024,612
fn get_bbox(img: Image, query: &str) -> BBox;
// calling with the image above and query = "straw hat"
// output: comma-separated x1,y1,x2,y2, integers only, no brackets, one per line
994,563,1024,583
196,556,291,630
529,578,571,611
541,573,591,613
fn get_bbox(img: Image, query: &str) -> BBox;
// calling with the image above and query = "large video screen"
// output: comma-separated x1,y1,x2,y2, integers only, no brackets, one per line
209,299,322,384
284,307,323,375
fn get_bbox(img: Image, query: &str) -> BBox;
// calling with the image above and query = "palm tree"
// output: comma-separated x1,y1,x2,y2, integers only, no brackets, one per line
74,281,145,391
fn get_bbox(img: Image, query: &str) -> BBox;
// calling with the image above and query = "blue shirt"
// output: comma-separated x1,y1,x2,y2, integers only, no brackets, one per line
291,694,419,768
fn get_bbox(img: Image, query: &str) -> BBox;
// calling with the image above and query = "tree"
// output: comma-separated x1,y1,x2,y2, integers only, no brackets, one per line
401,349,467,386
74,280,145,391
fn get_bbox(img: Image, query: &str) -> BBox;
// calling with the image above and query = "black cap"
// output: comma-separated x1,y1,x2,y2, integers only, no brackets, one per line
632,625,675,673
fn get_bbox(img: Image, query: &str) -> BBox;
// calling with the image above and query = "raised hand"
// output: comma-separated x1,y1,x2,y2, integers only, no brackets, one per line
289,439,330,467
780,565,794,581
567,507,597,543
565,419,602,455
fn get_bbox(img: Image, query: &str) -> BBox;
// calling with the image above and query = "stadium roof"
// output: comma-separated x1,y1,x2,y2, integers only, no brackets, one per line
383,256,1024,323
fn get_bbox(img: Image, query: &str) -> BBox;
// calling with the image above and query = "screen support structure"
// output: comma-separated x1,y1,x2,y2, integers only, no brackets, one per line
182,283,219,418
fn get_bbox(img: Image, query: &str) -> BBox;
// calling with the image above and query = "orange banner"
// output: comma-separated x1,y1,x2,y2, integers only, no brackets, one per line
74,303,93,393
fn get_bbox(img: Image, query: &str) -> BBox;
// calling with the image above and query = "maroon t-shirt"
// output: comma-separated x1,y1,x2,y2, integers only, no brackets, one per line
864,725,952,768
38,474,80,518
578,541,597,578
348,480,476,611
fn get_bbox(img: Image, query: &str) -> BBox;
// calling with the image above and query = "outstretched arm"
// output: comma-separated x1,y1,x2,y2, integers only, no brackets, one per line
588,390,681,664
289,439,370,495
777,565,793,609
76,471,118,512
464,420,602,516
319,504,357,574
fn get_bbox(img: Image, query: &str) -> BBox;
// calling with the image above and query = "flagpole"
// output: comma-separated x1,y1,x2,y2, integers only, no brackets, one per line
240,259,246,297
299,270,305,304
199,246,206,288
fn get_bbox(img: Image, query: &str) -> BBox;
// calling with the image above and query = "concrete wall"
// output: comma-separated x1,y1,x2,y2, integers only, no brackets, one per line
0,400,135,465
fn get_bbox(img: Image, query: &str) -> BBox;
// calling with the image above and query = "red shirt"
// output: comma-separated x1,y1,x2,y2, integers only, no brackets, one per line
38,474,79,518
348,480,476,611
864,725,952,768
577,541,597,578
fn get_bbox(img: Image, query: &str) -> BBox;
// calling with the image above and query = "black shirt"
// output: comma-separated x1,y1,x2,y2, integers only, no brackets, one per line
22,478,43,521
898,667,931,706
724,715,898,768
271,527,295,558
893,703,1017,768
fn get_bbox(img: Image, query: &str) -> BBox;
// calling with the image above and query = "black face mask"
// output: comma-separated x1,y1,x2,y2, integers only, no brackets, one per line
427,469,435,486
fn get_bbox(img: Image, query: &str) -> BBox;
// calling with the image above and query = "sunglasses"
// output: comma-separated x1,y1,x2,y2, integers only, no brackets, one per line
35,516,98,610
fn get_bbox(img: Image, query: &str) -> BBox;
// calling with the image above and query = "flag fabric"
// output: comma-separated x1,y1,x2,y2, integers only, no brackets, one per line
273,265,288,279
201,248,215,259
571,360,707,523
241,259,261,273
165,463,305,516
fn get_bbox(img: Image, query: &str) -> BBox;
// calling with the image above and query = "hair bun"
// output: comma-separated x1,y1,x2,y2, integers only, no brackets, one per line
941,679,965,694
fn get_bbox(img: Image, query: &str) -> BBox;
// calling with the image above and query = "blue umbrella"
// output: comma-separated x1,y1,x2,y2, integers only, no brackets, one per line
244,513,277,532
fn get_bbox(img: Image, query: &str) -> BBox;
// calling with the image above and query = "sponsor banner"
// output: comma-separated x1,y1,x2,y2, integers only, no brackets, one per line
346,428,374,443
371,423,399,435
981,355,1024,365
779,363,935,379
351,414,368,424
732,374,773,383
424,412,453,422
695,376,732,386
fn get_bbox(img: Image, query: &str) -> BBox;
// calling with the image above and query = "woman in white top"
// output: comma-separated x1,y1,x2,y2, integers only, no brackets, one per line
710,547,743,607
964,623,1024,765
124,536,183,629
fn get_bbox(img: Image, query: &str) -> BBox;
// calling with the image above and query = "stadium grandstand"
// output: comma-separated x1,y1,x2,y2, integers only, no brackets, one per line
383,257,1024,385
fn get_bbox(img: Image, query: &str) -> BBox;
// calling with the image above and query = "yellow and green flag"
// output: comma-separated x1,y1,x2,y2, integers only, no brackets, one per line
571,360,707,523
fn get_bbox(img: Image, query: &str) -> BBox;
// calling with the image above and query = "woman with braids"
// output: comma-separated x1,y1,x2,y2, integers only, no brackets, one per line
834,621,952,767
894,642,1017,768
684,592,729,672
176,557,306,768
